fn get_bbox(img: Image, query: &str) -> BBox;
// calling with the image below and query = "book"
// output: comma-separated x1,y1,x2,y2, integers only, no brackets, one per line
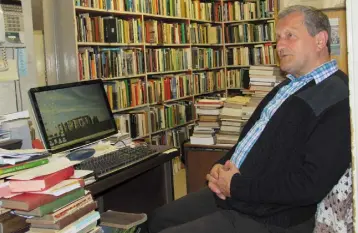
8,157,77,181
9,166,75,192
14,187,85,216
0,192,58,211
0,158,49,176
29,211,100,233
0,153,50,168
29,201,97,230
29,179,85,196
0,212,29,233
0,182,11,198
100,211,147,230
0,186,84,212
27,193,93,224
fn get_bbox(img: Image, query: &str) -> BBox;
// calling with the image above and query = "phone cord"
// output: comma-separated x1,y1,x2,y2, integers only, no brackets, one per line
0,47,7,68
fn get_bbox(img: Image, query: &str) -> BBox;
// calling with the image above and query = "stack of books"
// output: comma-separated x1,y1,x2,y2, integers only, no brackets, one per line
248,65,284,104
0,158,100,233
0,150,51,232
190,99,224,145
216,96,251,146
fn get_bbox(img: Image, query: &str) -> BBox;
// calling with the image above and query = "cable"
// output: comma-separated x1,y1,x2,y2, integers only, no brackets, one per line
0,46,8,72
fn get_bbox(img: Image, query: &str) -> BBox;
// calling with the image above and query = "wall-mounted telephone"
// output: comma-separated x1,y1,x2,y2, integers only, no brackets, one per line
0,6,8,72
0,3,24,72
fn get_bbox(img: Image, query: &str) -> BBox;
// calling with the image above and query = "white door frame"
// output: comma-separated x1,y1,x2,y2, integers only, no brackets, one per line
346,0,358,231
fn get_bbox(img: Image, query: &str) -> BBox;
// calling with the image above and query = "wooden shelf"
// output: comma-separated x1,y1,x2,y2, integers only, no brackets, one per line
224,17,275,24
191,43,223,47
100,74,146,80
145,43,191,47
143,13,189,21
225,41,276,46
152,120,197,135
80,74,146,82
194,89,226,97
226,65,250,68
75,6,142,16
192,67,225,72
190,18,222,24
112,104,148,113
77,42,144,46
164,96,194,103
147,70,190,75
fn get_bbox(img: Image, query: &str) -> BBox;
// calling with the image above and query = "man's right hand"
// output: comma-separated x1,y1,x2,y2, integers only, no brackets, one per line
206,164,226,200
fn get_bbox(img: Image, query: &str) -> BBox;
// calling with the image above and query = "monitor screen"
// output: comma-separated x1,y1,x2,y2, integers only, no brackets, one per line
28,79,118,153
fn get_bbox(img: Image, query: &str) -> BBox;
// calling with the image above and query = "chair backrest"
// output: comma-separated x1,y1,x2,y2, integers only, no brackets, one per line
314,167,353,233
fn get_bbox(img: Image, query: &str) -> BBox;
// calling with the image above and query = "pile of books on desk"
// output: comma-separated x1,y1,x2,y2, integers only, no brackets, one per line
0,158,100,233
216,96,251,146
248,65,285,104
190,99,224,145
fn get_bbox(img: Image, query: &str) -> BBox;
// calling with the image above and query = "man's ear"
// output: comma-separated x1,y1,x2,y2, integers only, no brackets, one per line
315,30,329,51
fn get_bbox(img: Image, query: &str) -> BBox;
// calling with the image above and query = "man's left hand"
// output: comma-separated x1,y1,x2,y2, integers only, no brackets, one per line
216,161,240,197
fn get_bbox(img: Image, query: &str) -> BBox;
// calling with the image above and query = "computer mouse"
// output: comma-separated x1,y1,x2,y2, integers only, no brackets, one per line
66,148,96,161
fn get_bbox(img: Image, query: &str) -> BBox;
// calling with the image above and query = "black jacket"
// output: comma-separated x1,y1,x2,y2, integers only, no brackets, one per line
215,70,351,228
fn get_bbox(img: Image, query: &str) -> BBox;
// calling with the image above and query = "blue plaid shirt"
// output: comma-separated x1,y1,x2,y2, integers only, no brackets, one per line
230,60,338,168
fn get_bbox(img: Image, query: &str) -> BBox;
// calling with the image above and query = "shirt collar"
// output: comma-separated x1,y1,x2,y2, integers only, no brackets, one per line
286,60,338,84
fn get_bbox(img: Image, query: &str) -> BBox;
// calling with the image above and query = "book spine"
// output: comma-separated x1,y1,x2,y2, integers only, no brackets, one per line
30,202,97,230
0,159,49,175
38,188,86,217
28,194,93,223
63,211,100,233
52,193,93,222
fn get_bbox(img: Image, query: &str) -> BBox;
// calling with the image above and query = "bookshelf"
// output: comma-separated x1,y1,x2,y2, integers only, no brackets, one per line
48,0,278,147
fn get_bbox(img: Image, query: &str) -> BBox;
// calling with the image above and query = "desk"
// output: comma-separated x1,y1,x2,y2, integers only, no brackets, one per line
184,143,233,193
86,145,178,214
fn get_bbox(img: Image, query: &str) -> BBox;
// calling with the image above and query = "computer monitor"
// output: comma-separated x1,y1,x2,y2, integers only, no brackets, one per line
28,79,118,154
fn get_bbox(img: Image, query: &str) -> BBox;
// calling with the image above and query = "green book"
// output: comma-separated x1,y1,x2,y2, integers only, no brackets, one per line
101,225,138,233
0,158,49,175
181,23,186,43
15,188,85,217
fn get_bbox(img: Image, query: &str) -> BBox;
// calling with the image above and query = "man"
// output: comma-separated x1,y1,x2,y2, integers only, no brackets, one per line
148,5,351,233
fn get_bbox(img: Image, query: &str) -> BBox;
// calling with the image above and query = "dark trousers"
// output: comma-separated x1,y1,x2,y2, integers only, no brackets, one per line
147,188,315,233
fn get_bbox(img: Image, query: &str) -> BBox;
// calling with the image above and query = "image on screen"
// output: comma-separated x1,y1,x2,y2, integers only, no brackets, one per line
32,82,116,152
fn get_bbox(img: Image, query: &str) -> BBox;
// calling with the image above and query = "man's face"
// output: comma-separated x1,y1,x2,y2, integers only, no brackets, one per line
276,12,319,77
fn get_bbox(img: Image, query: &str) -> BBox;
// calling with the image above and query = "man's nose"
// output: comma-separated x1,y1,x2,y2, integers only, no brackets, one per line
276,38,285,51
276,38,287,55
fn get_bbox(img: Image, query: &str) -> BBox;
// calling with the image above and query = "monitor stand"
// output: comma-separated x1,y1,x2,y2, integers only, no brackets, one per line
66,148,96,161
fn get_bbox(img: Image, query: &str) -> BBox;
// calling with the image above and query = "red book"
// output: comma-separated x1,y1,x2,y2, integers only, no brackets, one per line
0,182,12,198
9,166,74,193
0,192,60,211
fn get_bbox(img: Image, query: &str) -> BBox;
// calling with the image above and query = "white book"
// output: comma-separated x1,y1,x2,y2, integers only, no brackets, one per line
196,108,221,116
190,136,216,145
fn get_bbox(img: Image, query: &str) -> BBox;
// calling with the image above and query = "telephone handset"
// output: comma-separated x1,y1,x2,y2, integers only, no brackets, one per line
0,6,8,72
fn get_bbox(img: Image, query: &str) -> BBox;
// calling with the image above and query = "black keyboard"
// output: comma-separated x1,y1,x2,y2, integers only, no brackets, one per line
75,143,158,178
